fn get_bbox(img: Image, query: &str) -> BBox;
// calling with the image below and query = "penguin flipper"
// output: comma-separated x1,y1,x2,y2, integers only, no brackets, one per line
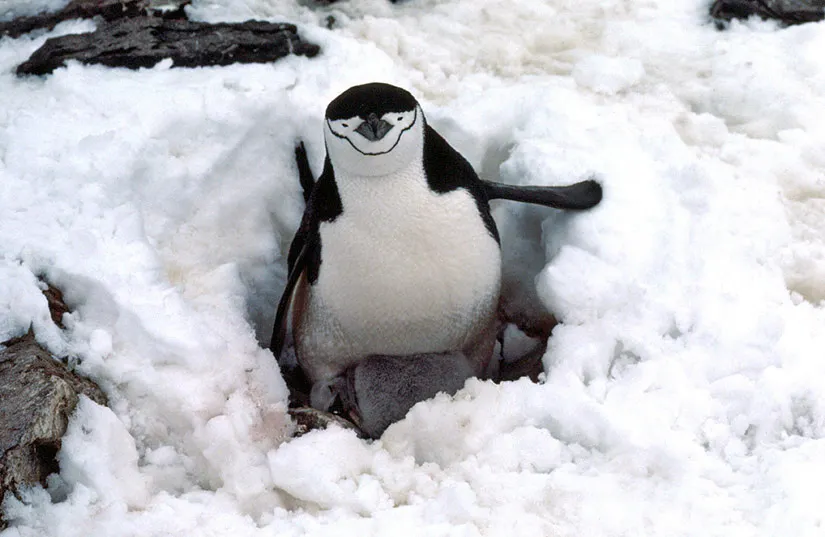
482,178,603,210
273,152,339,362
295,141,316,203
271,142,319,358
270,240,309,359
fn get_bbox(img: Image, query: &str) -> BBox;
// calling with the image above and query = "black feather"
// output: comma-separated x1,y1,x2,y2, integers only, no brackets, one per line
422,125,500,243
482,178,603,210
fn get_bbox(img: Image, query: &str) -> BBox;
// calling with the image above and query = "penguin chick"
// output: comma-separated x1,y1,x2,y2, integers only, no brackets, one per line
333,351,475,439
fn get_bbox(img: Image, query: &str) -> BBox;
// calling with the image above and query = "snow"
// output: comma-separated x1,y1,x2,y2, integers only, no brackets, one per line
0,0,70,22
2,0,825,535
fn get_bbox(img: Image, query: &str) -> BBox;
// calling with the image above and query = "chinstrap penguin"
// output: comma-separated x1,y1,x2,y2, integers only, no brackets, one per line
272,82,602,437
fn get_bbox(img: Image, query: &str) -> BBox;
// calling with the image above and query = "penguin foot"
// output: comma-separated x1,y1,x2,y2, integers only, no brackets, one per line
288,407,364,438
495,309,559,383
280,362,312,408
498,307,559,341
498,343,545,382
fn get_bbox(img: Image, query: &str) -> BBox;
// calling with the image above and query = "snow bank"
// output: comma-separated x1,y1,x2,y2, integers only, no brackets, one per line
0,0,70,22
2,0,825,535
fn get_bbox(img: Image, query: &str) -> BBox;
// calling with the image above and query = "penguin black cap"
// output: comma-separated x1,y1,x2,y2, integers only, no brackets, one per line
326,83,418,120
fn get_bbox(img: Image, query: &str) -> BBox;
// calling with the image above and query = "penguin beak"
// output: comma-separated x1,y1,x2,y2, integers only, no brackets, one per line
355,113,392,142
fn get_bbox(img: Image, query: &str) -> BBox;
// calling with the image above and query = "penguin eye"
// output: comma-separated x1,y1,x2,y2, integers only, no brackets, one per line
342,123,349,128
397,116,403,121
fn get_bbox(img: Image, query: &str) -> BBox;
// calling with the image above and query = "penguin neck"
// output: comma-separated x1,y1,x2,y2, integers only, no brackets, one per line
333,159,428,216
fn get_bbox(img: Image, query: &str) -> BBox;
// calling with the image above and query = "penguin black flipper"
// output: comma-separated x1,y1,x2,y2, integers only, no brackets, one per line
271,152,342,358
270,143,318,357
295,141,315,203
270,240,309,358
482,178,603,210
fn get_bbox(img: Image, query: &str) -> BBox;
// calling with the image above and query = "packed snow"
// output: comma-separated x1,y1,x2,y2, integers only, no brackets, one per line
2,0,825,534
0,0,69,22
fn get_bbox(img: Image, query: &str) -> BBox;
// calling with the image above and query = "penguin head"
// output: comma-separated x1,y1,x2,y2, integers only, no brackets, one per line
324,83,423,177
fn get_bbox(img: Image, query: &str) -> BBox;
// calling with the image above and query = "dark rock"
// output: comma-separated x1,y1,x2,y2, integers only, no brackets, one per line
710,0,825,26
42,284,69,329
16,17,320,76
0,0,190,39
0,333,107,528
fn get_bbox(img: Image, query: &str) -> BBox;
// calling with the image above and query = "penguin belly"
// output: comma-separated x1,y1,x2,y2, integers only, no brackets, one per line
294,169,501,385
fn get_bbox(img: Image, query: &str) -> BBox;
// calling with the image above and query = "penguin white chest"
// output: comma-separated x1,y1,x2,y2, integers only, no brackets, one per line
306,164,501,365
